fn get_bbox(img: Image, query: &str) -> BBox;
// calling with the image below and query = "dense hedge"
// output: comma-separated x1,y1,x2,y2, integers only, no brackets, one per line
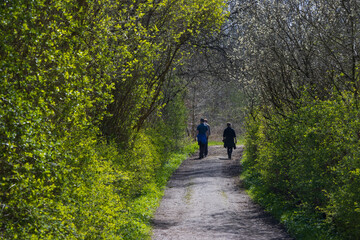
243,92,360,239
1,78,196,239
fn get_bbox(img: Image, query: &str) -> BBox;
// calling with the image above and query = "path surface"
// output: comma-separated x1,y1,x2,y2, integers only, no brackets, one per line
151,145,293,240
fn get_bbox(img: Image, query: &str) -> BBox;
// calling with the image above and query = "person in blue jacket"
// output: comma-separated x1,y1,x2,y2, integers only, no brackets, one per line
196,118,209,159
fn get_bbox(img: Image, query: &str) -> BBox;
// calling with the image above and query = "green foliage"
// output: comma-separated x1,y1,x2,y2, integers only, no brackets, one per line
1,0,114,238
101,0,228,142
0,0,225,239
0,90,196,239
243,92,360,239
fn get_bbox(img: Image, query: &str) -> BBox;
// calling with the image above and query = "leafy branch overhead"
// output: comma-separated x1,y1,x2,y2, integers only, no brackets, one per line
102,0,227,139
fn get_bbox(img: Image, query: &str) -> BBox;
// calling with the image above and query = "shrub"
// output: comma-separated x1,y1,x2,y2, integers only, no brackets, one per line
243,92,360,239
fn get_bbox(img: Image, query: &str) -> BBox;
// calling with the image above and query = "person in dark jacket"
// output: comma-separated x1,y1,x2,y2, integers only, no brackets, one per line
223,122,237,159
196,118,209,159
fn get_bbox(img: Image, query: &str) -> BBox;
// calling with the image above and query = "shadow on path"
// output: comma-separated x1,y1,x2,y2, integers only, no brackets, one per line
152,145,293,240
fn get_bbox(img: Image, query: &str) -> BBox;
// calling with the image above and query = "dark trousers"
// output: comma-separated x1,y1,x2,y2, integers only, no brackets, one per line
204,139,208,156
227,147,233,159
199,143,206,158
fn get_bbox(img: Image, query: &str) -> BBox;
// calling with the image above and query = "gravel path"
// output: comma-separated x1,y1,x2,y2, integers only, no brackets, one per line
151,145,293,240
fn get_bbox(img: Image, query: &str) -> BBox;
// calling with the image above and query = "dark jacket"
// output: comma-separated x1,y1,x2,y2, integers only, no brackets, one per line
223,127,236,148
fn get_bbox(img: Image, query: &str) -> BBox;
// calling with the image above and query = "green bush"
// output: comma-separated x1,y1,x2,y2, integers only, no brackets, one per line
0,102,195,239
0,0,225,238
1,1,114,238
243,92,360,239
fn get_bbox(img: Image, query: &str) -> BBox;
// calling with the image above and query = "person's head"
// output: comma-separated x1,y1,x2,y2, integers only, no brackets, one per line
200,118,205,123
204,118,208,123
227,122,231,127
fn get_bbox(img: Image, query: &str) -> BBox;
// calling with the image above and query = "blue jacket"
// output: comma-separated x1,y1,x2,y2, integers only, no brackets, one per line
197,123,208,144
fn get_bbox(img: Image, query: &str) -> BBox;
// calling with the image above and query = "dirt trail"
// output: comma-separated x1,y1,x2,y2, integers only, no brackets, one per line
151,145,293,240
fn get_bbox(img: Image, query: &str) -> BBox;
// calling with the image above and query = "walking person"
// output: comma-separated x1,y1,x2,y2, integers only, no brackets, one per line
204,119,211,157
196,118,209,159
223,122,237,159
